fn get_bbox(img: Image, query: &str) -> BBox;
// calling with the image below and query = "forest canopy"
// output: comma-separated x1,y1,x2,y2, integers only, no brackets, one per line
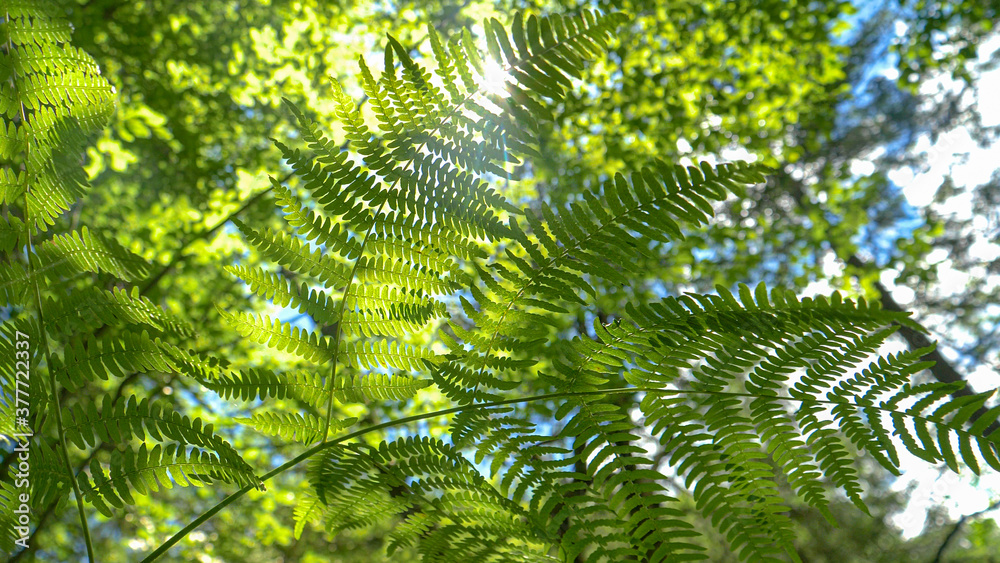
2,0,999,561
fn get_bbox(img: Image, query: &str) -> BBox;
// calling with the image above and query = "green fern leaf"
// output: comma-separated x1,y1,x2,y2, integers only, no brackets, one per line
61,393,260,485
331,373,432,403
201,368,327,409
218,309,335,364
0,0,115,232
237,411,356,445
78,443,261,517
55,331,179,391
232,218,350,290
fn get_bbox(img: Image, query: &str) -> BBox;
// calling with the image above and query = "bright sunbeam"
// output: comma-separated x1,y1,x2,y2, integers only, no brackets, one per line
479,59,511,98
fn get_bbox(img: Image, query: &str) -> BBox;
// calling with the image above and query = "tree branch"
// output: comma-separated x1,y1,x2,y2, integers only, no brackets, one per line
930,498,1000,563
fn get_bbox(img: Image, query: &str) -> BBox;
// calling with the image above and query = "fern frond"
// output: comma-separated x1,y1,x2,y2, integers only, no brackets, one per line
0,256,29,306
534,283,968,560
227,265,340,327
0,227,150,303
78,443,260,517
442,161,767,406
308,438,545,558
341,284,447,338
23,439,74,518
42,285,193,338
882,380,1000,474
162,344,231,381
39,226,149,279
201,368,327,408
55,331,179,391
236,411,355,445
229,12,635,460
232,218,350,290
62,394,258,484
525,161,763,291
483,11,626,115
186,7,1000,563
543,400,707,562
271,134,381,234
201,363,431,408
354,254,459,296
0,480,18,554
0,0,115,232
339,339,441,372
218,309,335,364
0,215,24,252
272,179,362,260
371,210,488,261
330,373,432,403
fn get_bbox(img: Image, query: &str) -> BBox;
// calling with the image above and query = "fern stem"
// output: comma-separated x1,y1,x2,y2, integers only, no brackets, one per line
320,218,379,442
30,279,97,561
26,245,97,561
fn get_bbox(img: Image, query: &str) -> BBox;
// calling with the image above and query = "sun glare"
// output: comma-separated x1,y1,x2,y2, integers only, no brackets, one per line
480,59,511,98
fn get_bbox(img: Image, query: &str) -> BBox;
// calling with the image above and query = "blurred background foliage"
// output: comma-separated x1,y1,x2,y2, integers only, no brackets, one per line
12,0,1000,560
